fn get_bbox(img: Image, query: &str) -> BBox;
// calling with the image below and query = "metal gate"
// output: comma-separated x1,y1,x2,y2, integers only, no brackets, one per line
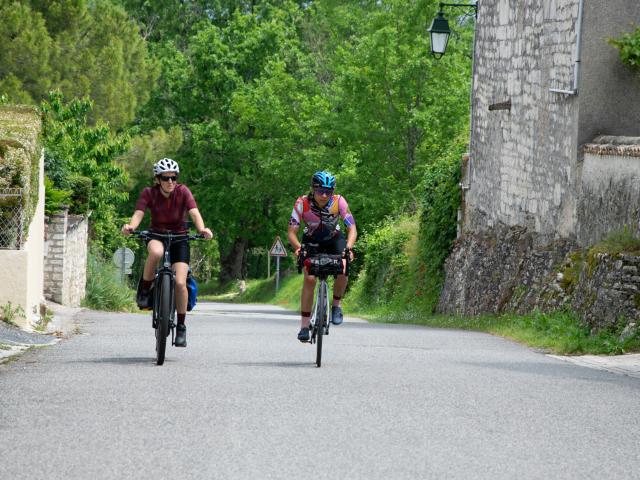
0,188,24,250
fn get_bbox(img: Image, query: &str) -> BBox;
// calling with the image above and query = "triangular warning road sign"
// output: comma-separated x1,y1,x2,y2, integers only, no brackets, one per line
269,236,288,257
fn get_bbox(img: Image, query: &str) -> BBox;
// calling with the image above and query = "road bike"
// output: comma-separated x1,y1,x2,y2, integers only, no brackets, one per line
132,230,204,365
298,245,350,368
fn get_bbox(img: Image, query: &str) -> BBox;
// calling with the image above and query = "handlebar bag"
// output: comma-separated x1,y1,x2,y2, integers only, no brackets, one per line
306,255,344,276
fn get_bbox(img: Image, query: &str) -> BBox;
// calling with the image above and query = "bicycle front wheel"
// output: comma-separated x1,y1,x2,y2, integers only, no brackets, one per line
155,273,171,365
315,281,328,368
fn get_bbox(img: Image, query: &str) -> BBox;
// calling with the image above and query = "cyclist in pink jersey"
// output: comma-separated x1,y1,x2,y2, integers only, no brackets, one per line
288,171,357,342
121,158,212,347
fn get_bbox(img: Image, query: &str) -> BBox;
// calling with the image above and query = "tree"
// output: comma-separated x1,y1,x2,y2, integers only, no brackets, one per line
0,1,53,103
1,0,158,129
142,1,322,280
47,0,158,129
42,92,130,254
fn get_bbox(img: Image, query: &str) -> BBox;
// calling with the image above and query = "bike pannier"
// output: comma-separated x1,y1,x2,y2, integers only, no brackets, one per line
187,271,198,311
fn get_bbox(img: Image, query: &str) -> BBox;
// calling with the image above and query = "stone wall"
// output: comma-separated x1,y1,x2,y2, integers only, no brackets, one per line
465,0,580,241
44,210,88,307
439,225,640,331
443,0,640,326
439,224,575,316
539,252,640,331
465,0,640,241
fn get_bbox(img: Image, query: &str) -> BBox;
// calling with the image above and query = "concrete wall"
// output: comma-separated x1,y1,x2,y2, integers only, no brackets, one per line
0,151,45,328
0,106,43,328
578,1,640,145
577,137,640,246
44,210,88,307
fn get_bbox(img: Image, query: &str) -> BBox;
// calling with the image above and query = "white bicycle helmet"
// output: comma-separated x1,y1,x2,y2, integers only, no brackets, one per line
153,157,180,176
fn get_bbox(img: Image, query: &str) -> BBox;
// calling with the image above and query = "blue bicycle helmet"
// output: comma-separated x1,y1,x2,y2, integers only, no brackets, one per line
311,171,336,189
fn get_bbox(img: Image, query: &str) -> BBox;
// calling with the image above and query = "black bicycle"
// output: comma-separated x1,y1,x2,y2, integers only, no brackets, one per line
132,230,203,365
298,245,350,367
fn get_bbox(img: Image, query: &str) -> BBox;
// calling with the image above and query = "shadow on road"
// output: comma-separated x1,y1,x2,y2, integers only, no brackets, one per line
460,360,640,386
226,361,313,369
68,357,160,365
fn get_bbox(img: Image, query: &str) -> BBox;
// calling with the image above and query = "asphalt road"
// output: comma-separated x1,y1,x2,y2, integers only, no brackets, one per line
1,302,639,480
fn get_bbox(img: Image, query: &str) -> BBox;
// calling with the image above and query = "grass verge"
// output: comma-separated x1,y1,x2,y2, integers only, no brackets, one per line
83,252,137,312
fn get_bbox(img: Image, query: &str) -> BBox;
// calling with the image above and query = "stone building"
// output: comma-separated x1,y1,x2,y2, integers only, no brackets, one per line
440,0,640,321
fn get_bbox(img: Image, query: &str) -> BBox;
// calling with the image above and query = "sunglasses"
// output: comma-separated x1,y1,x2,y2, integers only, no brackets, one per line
159,175,178,182
314,187,334,196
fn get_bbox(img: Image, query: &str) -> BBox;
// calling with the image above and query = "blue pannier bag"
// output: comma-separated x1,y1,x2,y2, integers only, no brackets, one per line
187,271,198,311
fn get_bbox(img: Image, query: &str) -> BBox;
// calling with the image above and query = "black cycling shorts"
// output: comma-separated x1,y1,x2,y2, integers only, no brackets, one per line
302,231,346,256
146,237,190,264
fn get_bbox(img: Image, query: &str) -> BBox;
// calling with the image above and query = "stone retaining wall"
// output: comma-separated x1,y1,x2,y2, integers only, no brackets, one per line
439,224,640,332
44,210,88,307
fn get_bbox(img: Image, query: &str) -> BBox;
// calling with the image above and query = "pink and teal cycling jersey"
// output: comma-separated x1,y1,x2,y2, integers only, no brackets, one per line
289,194,356,242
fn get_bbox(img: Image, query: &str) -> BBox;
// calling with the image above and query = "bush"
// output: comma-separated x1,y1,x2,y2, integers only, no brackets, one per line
44,176,72,216
610,27,640,72
416,140,464,310
353,217,416,307
83,251,136,311
66,174,92,214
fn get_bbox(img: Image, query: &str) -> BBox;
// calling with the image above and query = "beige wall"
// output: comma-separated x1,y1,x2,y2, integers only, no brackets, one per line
0,151,45,328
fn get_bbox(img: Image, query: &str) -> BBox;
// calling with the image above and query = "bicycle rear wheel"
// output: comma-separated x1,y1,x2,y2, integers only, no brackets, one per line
315,281,328,368
155,273,171,365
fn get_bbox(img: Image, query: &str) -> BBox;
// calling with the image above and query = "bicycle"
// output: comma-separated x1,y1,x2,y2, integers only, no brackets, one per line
297,245,350,368
132,230,204,365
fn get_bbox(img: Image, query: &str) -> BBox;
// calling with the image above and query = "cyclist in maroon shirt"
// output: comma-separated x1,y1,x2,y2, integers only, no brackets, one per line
121,158,212,347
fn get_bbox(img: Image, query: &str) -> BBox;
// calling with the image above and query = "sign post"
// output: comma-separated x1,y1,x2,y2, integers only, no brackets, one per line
268,236,288,292
112,247,135,283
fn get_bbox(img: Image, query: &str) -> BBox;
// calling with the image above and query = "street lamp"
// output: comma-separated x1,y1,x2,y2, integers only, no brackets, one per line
428,2,478,58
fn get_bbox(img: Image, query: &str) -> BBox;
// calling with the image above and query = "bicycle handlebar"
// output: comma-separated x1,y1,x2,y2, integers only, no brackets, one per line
129,230,205,242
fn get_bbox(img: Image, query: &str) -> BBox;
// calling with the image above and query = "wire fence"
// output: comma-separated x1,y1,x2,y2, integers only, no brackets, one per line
0,188,24,250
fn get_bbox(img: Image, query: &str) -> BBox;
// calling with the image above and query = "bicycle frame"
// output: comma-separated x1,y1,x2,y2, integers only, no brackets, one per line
152,237,177,340
132,230,203,365
297,245,350,367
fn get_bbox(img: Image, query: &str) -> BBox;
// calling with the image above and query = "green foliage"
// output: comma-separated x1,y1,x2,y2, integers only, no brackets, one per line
589,225,640,256
83,250,137,312
492,311,640,355
116,126,183,212
0,301,25,326
0,105,42,245
0,1,53,103
368,309,640,355
351,217,416,307
190,237,222,283
610,27,640,72
44,176,72,216
42,92,130,254
2,0,156,129
66,174,93,215
202,273,303,311
135,0,473,281
416,134,465,304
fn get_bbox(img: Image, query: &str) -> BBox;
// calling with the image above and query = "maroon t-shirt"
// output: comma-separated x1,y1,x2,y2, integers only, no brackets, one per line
135,184,197,232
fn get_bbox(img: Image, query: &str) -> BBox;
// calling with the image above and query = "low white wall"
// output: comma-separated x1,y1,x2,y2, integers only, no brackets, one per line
0,151,45,327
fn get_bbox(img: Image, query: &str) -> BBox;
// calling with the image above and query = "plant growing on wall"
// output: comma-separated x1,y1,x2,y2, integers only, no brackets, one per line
610,27,640,73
